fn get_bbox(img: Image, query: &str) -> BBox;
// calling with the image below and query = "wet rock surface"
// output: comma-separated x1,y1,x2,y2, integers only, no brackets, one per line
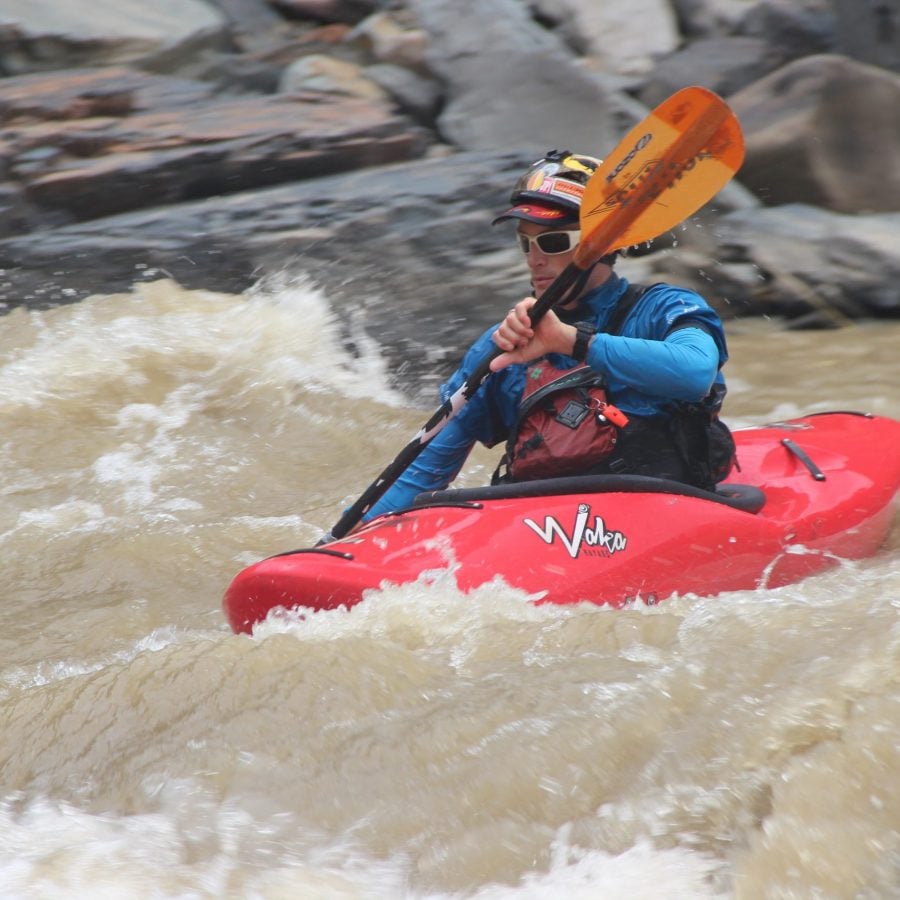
1,0,900,355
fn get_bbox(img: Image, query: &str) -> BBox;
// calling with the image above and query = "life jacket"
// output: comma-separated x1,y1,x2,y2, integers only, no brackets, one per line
493,283,650,484
494,283,737,488
498,363,628,482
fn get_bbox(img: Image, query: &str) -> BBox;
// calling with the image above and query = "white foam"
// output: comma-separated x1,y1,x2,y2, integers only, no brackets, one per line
436,836,727,899
0,276,404,412
0,790,411,900
0,792,728,900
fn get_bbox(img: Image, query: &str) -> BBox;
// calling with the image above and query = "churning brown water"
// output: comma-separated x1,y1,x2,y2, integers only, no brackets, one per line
0,276,898,899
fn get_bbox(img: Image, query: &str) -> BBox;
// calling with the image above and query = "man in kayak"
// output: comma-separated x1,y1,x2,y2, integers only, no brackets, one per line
362,150,735,522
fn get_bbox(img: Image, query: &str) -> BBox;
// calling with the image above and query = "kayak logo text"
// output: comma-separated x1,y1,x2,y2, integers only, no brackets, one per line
523,503,627,559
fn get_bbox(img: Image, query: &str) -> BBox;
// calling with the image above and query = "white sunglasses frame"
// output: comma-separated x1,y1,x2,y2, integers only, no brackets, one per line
516,229,581,255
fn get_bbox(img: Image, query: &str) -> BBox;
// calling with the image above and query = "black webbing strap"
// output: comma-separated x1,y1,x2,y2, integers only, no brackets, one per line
605,282,655,335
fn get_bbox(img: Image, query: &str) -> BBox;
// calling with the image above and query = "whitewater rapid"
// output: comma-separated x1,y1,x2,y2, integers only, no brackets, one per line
0,276,897,898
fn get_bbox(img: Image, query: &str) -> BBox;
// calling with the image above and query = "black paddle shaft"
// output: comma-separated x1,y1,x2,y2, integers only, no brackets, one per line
325,263,584,541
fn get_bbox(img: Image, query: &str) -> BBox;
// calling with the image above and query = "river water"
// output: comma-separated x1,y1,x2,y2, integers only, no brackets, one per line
0,274,898,899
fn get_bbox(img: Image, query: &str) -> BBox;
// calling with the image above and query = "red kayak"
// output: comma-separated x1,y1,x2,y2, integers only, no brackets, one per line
224,412,900,633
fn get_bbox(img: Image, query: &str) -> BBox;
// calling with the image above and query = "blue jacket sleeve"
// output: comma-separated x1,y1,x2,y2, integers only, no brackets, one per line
359,326,519,523
362,414,477,521
587,326,720,402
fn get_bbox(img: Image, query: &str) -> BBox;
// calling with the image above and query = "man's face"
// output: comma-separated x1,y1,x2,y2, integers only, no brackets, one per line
516,222,580,298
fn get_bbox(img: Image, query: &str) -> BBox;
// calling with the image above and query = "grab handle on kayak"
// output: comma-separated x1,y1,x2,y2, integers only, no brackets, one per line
780,438,826,481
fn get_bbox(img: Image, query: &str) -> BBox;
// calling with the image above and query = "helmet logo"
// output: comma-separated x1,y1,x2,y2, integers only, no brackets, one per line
525,170,548,192
560,155,595,176
506,153,599,219
530,176,585,203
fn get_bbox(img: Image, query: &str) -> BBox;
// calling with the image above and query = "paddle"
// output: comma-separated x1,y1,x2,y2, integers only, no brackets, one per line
323,86,745,542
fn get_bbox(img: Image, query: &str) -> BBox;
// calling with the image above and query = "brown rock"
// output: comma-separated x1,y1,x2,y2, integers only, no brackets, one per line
0,67,215,123
0,67,429,230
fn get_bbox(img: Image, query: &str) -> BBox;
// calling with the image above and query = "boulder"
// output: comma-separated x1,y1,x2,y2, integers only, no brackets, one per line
200,0,286,58
652,203,900,324
279,54,390,101
409,0,626,155
0,0,229,75
833,0,900,73
670,0,835,49
669,0,764,37
737,0,835,58
638,0,835,107
0,151,521,300
348,11,430,71
365,63,442,122
730,54,900,213
636,36,784,107
0,66,216,120
206,0,284,36
267,0,378,24
533,0,681,76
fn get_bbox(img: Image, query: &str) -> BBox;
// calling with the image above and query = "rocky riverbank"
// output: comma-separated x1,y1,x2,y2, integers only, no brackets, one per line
1,0,900,352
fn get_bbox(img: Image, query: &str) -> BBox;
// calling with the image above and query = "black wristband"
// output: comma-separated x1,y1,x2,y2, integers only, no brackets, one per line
572,321,596,362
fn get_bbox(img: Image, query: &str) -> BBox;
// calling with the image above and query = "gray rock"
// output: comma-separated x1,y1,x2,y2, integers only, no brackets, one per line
279,53,390,100
366,62,442,121
834,0,900,73
0,151,537,384
737,0,836,58
533,0,680,75
730,54,900,213
268,0,380,24
669,0,763,37
637,36,786,107
410,0,624,155
207,0,285,34
0,0,229,75
1,0,898,341
663,202,900,323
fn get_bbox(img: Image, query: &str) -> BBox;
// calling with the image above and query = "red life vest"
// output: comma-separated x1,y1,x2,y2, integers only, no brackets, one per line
500,362,629,482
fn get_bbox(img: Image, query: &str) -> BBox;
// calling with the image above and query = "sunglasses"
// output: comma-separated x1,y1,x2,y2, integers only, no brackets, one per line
516,229,581,255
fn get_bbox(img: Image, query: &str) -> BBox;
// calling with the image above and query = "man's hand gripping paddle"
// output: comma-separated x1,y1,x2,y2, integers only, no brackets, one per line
323,86,745,542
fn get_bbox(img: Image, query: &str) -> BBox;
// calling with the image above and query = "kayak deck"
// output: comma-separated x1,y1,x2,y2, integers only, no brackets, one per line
223,412,900,633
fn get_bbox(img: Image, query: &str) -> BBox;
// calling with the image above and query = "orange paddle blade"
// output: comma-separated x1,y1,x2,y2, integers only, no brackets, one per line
575,86,744,268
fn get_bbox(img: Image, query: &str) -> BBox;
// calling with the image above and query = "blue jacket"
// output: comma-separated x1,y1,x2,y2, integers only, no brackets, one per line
364,273,728,520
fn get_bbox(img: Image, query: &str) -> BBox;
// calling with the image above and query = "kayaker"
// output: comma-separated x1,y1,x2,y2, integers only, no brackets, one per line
362,150,735,521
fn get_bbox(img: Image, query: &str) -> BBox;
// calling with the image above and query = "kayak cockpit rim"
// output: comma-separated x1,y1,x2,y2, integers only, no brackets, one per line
411,474,767,514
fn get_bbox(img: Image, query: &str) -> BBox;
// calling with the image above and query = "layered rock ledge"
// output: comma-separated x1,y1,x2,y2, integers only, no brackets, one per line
1,0,899,343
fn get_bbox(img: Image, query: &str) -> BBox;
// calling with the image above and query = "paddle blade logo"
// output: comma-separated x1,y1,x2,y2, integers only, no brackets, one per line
523,503,627,559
